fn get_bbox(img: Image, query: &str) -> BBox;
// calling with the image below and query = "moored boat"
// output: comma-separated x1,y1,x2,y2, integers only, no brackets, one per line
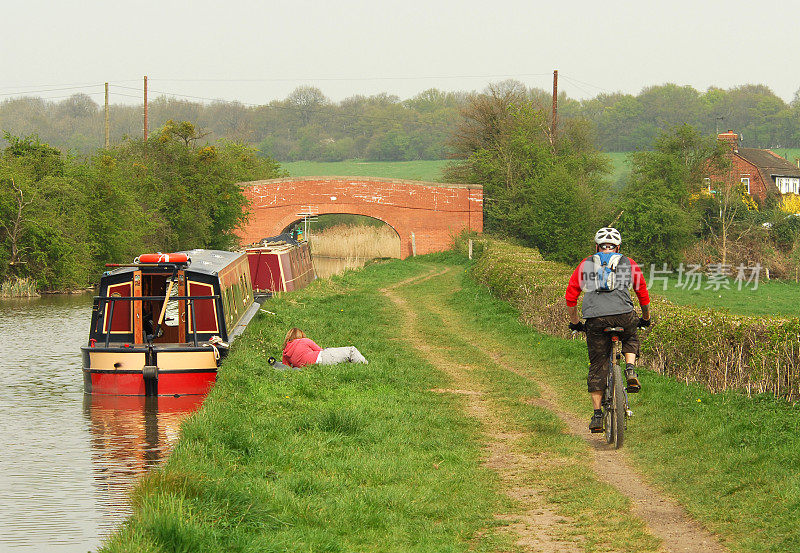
81,249,259,396
245,233,315,295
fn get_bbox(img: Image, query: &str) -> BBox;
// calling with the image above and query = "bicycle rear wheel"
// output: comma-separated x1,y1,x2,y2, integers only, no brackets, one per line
611,363,625,449
603,371,614,444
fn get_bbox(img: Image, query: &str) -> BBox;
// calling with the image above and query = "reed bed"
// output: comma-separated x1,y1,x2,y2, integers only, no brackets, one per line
0,277,39,297
309,224,401,259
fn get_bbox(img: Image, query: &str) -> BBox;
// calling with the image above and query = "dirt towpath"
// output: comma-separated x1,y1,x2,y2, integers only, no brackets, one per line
382,265,729,553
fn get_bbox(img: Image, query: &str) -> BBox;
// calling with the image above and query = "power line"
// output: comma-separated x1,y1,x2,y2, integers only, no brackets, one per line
559,73,615,93
149,72,552,83
558,76,598,99
0,84,104,98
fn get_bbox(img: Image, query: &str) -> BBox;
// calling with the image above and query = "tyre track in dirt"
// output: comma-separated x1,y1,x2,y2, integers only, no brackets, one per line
395,265,730,553
383,266,585,553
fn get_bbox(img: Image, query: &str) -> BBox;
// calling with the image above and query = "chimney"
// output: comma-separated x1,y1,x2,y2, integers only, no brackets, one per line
718,130,739,153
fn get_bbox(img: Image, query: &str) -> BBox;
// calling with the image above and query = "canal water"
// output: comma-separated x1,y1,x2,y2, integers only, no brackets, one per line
0,295,203,552
0,258,370,551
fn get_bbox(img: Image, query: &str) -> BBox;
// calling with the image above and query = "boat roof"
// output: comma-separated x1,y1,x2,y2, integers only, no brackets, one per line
107,249,245,278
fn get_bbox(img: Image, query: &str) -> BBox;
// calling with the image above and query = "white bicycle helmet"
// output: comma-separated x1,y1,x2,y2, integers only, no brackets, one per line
594,227,622,246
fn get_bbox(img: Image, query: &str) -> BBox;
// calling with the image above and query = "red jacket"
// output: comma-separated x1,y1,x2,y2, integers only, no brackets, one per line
565,255,650,318
282,337,322,367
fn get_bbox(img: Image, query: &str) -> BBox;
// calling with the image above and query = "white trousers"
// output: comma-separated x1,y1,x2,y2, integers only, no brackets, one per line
316,346,368,365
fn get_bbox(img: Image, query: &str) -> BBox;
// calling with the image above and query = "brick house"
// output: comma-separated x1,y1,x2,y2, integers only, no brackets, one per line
712,131,800,202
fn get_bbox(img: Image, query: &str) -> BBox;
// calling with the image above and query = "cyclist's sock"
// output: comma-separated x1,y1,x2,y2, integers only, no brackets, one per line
626,362,636,370
593,408,603,417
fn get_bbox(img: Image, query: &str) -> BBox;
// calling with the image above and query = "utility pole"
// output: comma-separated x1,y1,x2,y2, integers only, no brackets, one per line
104,82,110,149
143,75,149,141
551,69,558,147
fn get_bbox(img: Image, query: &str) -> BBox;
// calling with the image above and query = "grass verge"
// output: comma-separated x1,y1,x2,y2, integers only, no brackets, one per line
101,259,508,553
102,252,800,553
448,256,800,553
394,260,660,552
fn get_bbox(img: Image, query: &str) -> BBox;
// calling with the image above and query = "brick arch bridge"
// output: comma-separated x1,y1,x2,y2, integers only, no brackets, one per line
237,177,483,259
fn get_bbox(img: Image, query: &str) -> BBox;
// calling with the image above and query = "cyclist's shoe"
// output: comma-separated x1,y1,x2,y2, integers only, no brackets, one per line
589,411,604,433
625,367,641,393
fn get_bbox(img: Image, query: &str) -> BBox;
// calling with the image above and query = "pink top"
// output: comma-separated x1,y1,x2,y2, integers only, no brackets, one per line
282,337,322,367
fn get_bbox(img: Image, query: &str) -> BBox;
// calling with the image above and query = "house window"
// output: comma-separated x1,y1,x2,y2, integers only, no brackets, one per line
776,177,800,194
741,177,750,194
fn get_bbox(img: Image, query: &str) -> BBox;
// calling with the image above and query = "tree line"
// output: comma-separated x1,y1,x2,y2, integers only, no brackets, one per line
448,82,800,276
3,80,800,292
0,122,282,292
2,81,799,160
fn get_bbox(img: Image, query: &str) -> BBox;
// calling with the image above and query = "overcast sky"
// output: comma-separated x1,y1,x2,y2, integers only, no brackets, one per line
2,0,799,107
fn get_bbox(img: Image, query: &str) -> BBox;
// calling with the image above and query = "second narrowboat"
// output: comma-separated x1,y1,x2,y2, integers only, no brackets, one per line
245,233,315,295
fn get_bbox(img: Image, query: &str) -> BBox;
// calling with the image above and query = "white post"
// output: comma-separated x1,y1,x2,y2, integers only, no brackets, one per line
468,239,473,260
411,232,416,257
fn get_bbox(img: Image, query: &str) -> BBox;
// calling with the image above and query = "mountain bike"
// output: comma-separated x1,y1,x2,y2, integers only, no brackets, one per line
602,326,631,449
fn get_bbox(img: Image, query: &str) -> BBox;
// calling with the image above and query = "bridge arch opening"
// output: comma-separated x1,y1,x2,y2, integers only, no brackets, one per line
284,214,401,261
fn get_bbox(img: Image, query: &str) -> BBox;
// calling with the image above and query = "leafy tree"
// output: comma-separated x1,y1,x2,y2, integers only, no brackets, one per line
447,85,610,262
0,133,91,288
617,125,727,266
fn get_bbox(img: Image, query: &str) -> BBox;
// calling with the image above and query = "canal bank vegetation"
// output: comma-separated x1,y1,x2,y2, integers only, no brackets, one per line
0,124,283,295
104,249,800,552
309,224,400,259
459,240,800,552
103,257,511,553
470,237,800,401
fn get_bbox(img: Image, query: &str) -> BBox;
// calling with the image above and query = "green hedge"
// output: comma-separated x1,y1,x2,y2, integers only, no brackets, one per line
468,238,800,401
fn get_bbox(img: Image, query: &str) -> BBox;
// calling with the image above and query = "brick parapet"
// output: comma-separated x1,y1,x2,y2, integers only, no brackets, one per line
237,177,483,259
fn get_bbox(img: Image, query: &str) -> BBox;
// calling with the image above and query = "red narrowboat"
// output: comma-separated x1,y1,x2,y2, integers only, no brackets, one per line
81,249,259,396
246,234,315,294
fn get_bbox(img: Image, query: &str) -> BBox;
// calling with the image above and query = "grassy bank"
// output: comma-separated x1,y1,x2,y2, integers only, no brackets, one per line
283,160,450,182
447,258,800,553
104,251,800,552
102,259,510,552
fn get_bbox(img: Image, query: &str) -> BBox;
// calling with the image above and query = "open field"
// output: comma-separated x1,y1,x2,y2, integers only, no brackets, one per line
283,159,451,182
282,157,630,184
279,153,641,186
771,147,800,165
605,151,631,184
103,250,800,552
650,275,800,317
281,149,799,187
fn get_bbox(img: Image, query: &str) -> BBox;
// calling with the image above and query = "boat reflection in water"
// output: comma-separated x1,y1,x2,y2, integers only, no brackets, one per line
82,393,205,535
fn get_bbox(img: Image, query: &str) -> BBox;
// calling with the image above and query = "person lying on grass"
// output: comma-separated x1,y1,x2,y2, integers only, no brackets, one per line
281,327,369,368
564,227,651,433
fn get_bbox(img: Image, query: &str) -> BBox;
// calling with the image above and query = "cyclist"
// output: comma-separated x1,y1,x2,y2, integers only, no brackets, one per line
564,227,651,432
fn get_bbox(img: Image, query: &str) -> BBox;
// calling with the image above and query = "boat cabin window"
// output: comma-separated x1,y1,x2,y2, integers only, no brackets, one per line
187,281,219,334
104,282,133,333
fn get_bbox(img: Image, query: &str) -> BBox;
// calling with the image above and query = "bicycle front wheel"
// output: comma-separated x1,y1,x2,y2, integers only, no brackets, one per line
611,363,625,449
